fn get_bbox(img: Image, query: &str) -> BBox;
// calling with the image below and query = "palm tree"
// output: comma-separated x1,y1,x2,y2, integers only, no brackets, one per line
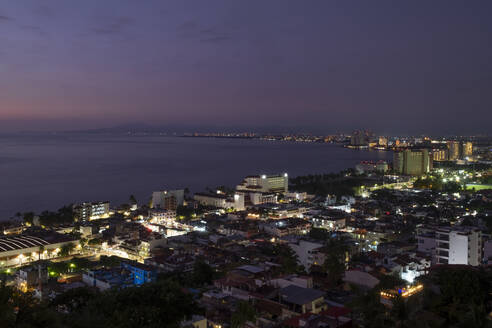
60,243,75,257
322,237,349,284
38,245,45,261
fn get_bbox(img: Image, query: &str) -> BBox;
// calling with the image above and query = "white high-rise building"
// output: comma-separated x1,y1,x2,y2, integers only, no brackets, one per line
151,190,184,210
236,173,288,193
417,225,482,266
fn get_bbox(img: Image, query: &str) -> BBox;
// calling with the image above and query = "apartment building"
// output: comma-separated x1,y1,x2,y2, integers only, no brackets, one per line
417,225,482,266
73,201,110,221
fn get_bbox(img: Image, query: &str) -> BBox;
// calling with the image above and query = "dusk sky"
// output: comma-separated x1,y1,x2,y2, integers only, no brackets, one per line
1,1,491,134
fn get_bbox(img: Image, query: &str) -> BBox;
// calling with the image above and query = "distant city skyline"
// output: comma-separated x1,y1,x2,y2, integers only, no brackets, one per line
1,121,489,137
1,1,492,134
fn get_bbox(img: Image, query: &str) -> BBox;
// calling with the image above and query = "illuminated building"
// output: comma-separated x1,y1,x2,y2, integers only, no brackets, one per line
73,201,110,221
447,141,473,160
254,203,307,219
242,191,277,205
393,149,432,176
261,218,311,238
236,173,288,193
193,192,245,210
350,130,371,147
355,160,388,174
447,141,460,160
151,189,184,210
378,136,388,147
82,261,156,291
417,225,482,266
432,148,448,161
461,141,473,158
0,232,79,267
16,265,48,292
148,209,176,224
284,191,308,202
311,216,346,231
380,284,424,307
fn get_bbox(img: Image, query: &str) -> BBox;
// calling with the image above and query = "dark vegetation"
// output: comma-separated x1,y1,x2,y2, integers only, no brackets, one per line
289,170,374,197
348,266,492,328
0,279,196,328
413,176,462,192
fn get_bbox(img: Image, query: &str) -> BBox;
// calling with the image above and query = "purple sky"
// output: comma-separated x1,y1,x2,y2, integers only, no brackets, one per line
1,1,491,134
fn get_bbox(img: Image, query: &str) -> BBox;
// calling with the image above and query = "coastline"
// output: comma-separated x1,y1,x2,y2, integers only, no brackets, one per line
0,135,393,220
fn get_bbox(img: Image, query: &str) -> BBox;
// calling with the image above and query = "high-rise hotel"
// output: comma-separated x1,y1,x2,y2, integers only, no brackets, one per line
447,141,473,160
393,149,432,176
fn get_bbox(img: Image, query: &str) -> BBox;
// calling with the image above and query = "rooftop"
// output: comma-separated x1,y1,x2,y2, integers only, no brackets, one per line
0,232,76,252
279,285,325,305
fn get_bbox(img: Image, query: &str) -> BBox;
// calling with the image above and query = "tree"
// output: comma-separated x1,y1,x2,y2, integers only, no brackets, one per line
52,287,98,313
88,238,102,247
2,279,198,328
390,295,408,326
59,280,196,328
38,205,75,227
423,266,492,327
0,282,61,327
273,245,303,274
79,238,88,250
119,203,131,211
231,301,256,328
349,289,392,328
23,212,35,226
98,255,122,268
321,237,348,284
15,212,22,221
38,245,45,261
191,260,215,286
60,243,76,257
0,283,15,326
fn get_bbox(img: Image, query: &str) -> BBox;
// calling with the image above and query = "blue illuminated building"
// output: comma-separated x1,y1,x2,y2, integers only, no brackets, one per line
121,261,157,285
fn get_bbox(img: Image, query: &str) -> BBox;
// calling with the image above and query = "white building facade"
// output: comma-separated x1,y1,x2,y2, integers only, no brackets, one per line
236,174,288,193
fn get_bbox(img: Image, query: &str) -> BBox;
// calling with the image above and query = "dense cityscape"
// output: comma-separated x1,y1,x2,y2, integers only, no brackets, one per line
2,1,492,327
1,132,491,327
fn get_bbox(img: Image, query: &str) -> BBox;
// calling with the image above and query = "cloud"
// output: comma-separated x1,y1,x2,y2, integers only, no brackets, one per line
0,14,12,21
19,25,47,37
199,27,232,43
92,16,135,35
178,21,235,44
33,5,55,18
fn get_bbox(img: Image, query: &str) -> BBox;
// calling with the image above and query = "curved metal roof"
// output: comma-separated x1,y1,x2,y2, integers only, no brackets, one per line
0,236,50,252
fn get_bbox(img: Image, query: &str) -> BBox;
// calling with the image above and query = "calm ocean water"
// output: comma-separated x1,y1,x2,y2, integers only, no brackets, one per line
0,134,392,219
